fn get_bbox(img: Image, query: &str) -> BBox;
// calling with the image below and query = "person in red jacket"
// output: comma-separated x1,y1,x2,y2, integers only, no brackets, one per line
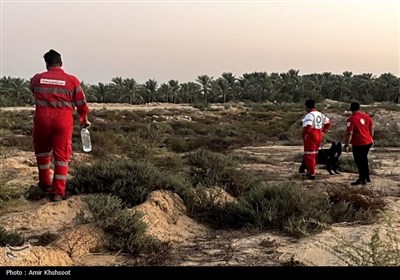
30,49,91,202
302,99,332,180
344,102,374,185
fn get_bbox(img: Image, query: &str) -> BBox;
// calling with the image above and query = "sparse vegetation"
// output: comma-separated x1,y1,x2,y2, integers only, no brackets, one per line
187,182,376,237
0,226,25,246
0,179,27,203
1,100,400,266
187,149,263,196
323,216,400,266
85,194,164,256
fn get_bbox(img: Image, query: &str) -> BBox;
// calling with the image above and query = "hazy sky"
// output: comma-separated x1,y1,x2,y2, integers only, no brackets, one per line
1,0,399,84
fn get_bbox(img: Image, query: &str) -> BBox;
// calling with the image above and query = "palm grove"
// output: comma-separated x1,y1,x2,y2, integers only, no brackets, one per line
1,70,399,106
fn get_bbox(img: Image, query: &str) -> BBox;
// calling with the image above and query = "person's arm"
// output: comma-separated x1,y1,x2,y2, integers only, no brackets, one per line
302,113,312,140
369,117,374,138
73,79,91,128
344,130,352,152
322,116,332,133
303,125,312,140
30,74,38,93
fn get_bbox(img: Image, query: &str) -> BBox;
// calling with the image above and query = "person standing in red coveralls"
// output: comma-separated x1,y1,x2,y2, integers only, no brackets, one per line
302,99,332,180
30,49,91,202
344,102,374,186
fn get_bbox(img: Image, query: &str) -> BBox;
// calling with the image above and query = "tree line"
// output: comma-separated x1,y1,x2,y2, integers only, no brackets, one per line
1,70,399,106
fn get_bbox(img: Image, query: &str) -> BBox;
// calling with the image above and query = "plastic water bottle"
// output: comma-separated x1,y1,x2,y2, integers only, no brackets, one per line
81,128,92,152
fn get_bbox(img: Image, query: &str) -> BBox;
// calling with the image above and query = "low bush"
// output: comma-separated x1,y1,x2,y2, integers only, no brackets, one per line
85,194,162,255
0,226,25,246
189,182,377,237
68,158,190,206
187,149,263,196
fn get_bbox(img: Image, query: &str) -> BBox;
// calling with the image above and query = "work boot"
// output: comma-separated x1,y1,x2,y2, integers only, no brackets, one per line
302,174,315,180
350,179,366,186
306,175,316,180
50,194,63,202
26,183,51,200
38,183,52,193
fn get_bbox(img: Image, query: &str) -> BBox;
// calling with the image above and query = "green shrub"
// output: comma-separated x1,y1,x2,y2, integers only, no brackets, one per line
190,182,377,238
220,183,332,236
338,156,358,173
187,149,263,196
183,186,227,224
0,185,24,202
85,194,162,255
0,226,25,246
69,158,190,206
124,133,158,160
0,135,33,151
192,101,210,110
166,136,204,153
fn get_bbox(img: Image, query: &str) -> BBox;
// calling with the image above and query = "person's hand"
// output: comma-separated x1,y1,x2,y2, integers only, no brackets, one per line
344,144,350,153
81,120,91,128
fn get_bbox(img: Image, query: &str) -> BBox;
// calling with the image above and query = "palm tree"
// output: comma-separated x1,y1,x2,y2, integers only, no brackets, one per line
196,75,213,102
168,80,179,103
214,78,229,103
178,82,201,103
8,77,32,105
142,79,158,103
91,82,109,103
109,77,124,102
221,72,236,102
352,73,376,102
122,78,140,104
376,73,399,103
159,83,171,103
329,75,348,101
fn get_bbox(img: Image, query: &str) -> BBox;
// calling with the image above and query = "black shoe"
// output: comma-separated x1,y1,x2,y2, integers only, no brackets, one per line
350,179,366,186
366,177,371,183
303,175,315,180
50,193,65,202
38,183,52,193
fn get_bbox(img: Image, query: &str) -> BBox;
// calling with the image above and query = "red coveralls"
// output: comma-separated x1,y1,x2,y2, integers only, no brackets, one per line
30,67,89,196
302,109,331,176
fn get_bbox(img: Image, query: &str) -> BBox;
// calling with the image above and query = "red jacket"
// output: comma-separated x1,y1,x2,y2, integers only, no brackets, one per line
30,67,89,123
346,111,374,146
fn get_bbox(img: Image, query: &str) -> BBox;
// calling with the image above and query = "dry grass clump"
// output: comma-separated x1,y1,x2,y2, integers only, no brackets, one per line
327,185,386,211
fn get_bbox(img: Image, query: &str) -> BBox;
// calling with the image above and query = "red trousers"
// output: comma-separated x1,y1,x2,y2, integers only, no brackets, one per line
303,131,323,176
33,110,73,196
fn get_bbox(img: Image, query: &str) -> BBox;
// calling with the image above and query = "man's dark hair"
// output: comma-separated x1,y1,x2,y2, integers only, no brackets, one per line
305,99,316,109
44,49,62,67
350,102,360,112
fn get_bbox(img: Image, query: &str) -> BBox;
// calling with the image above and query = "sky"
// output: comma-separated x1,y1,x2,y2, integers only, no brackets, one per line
0,0,399,85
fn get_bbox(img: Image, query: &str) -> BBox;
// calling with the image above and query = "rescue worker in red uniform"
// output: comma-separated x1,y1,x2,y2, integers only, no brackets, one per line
302,99,332,180
30,49,91,202
344,102,374,185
